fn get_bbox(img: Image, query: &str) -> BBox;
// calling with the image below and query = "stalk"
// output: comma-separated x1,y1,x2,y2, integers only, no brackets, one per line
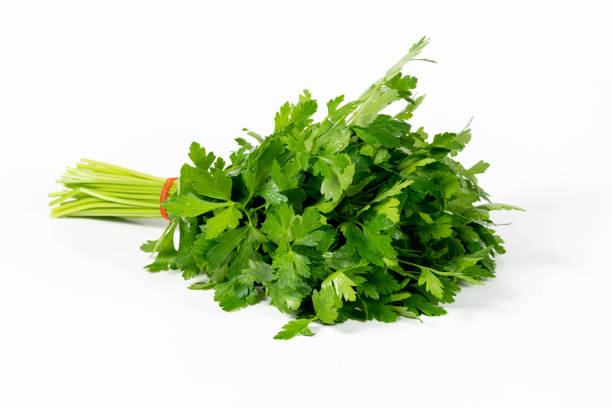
49,159,177,218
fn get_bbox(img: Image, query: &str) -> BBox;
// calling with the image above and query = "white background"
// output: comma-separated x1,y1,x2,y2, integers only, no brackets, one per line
1,1,611,407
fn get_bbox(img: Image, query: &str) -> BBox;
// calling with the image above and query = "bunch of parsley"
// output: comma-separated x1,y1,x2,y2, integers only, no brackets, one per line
142,38,521,339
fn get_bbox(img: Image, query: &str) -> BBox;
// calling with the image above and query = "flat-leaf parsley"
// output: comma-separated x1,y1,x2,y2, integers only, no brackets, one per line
50,38,523,339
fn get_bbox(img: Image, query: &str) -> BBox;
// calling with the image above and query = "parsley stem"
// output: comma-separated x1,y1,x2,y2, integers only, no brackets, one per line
50,159,176,219
338,215,366,229
237,203,255,227
250,203,267,213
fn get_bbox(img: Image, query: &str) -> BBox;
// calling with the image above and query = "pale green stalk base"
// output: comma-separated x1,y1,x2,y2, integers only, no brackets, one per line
49,159,177,218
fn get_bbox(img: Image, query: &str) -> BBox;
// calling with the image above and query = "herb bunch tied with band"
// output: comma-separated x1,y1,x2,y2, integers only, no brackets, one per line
50,38,522,339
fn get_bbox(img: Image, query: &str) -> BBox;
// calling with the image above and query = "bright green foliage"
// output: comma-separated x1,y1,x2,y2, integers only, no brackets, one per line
162,193,231,217
141,37,523,339
273,318,315,340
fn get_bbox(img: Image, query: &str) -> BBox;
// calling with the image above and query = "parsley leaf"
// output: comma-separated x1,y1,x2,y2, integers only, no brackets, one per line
273,318,315,340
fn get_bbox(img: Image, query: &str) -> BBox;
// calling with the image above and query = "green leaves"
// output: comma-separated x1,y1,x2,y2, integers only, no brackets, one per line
313,153,355,202
189,142,216,170
417,268,444,299
262,204,327,251
206,227,248,269
431,128,471,155
342,221,397,268
243,138,284,197
312,286,340,324
162,193,230,217
143,222,178,272
272,250,310,286
477,203,525,212
373,179,413,203
273,318,315,340
383,36,432,81
193,167,232,201
353,114,411,148
204,206,242,239
244,260,276,284
139,37,520,339
322,270,359,302
274,90,318,133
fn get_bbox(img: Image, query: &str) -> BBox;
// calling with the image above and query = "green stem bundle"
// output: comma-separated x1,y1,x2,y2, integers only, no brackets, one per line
49,159,177,218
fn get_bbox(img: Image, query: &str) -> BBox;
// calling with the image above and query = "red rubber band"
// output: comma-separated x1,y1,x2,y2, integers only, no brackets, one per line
160,177,178,220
